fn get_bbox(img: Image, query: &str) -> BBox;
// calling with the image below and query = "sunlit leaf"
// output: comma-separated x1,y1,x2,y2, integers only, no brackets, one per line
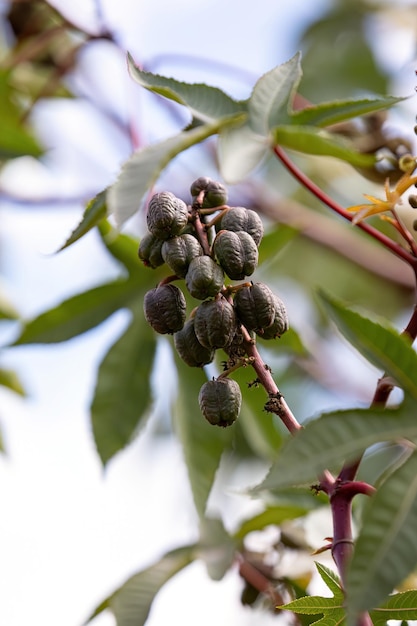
253,402,416,491
57,190,107,251
370,590,417,624
91,307,156,465
85,545,195,626
0,367,25,396
12,279,141,345
218,120,269,183
174,357,233,518
249,52,302,134
0,293,19,320
108,118,243,227
273,125,376,167
128,53,245,122
346,451,417,624
290,96,406,128
319,291,417,401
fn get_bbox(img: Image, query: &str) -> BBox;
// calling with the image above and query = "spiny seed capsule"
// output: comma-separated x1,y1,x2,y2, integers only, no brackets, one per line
185,255,224,300
194,297,236,349
258,294,289,339
216,206,264,246
214,230,258,280
190,177,228,208
144,283,186,334
146,191,189,240
198,377,242,427
174,318,215,367
162,234,204,278
233,282,276,333
138,232,165,269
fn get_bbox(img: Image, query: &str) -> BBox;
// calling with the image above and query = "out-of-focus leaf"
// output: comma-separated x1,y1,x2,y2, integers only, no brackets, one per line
12,279,140,345
128,53,245,122
0,70,42,158
290,96,406,128
85,545,196,626
258,224,298,266
319,291,417,401
234,505,309,540
346,450,417,624
97,221,140,275
57,190,107,251
258,327,307,356
174,357,233,518
91,307,156,465
253,401,416,492
248,52,302,133
0,293,19,320
108,117,243,227
273,125,376,167
0,367,25,396
197,517,236,581
370,590,417,624
218,120,269,183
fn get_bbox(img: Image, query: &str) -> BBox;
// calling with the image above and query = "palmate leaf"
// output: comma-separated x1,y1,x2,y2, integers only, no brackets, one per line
97,221,141,276
57,190,107,251
370,590,417,624
173,356,233,519
273,125,376,168
91,305,156,465
290,95,406,128
319,291,417,401
127,53,245,122
234,505,310,541
85,545,196,626
197,516,236,581
0,367,25,396
346,450,417,624
218,120,269,183
252,401,417,491
108,118,243,227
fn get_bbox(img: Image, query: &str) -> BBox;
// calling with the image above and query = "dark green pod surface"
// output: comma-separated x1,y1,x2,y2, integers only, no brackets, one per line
214,230,258,280
185,255,224,300
234,282,275,332
198,377,242,427
194,297,236,349
258,294,289,339
162,234,203,277
217,207,264,246
146,191,189,240
190,177,228,208
138,232,165,268
143,283,186,334
174,318,214,367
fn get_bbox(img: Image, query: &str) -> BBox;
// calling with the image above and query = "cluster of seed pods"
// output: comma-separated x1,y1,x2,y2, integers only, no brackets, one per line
139,178,289,427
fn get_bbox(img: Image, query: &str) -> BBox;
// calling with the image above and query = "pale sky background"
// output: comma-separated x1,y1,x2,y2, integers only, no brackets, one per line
0,1,416,625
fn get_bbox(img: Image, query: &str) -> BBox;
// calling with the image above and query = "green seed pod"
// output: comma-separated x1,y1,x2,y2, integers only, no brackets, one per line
198,377,242,427
144,283,186,334
138,232,165,268
146,191,189,240
234,282,275,332
214,230,258,280
162,234,204,278
194,297,236,349
185,255,224,300
190,177,228,208
174,318,215,367
258,294,289,339
216,207,264,246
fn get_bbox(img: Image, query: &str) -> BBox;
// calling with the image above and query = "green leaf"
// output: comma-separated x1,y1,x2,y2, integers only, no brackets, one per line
258,327,308,355
249,52,302,134
370,590,417,624
346,450,417,623
280,564,344,625
319,291,417,401
197,517,236,581
128,53,245,122
234,505,309,540
85,545,195,626
173,357,233,518
273,125,376,167
218,120,269,183
0,293,19,320
12,279,140,345
97,221,140,276
253,402,417,491
91,308,156,465
0,367,25,396
57,190,107,251
108,118,242,227
258,224,299,266
290,96,406,128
